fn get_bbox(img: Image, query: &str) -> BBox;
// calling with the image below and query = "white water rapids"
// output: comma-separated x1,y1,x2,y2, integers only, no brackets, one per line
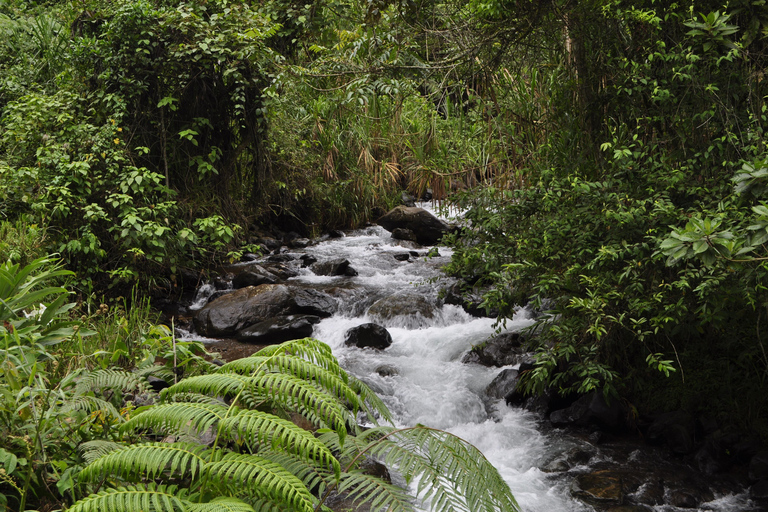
188,205,756,512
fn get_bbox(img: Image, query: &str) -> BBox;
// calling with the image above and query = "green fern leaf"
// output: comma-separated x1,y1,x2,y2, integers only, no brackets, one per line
66,484,187,512
65,395,123,423
79,442,211,483
205,453,316,512
254,338,337,370
347,374,394,426
336,470,414,512
75,368,153,395
250,372,352,442
221,410,340,478
256,449,335,498
79,440,124,464
161,373,251,399
122,402,228,436
186,497,255,512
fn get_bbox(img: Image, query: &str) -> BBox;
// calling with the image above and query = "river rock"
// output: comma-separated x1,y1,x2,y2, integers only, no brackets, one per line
401,191,416,207
300,254,317,267
750,479,768,499
289,238,310,248
193,284,295,337
267,253,295,262
646,410,696,454
344,323,393,350
375,364,398,377
461,332,526,366
393,252,411,261
232,265,279,289
443,282,499,318
392,227,418,242
571,470,624,506
750,452,768,481
293,288,337,317
236,315,320,344
549,391,625,430
376,206,451,245
485,369,519,399
312,258,358,277
367,292,437,328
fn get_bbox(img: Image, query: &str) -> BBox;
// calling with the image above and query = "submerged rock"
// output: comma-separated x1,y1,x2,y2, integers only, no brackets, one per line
377,206,451,245
344,323,393,350
461,332,526,367
236,315,320,344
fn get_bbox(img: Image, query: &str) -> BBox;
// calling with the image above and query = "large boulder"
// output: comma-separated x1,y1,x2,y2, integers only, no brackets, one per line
311,258,358,277
485,369,519,399
367,292,437,328
193,284,295,337
344,323,393,350
377,206,451,245
236,315,320,344
461,332,526,367
645,410,696,454
549,391,625,430
232,265,279,289
293,288,337,317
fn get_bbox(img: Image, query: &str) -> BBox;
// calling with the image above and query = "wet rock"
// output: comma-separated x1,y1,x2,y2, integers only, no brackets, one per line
367,292,437,327
668,489,701,508
208,289,234,303
750,452,768,481
147,375,170,392
193,284,295,337
267,253,295,262
344,323,393,350
236,315,320,344
289,238,310,248
485,369,519,399
646,410,696,454
240,252,261,262
550,391,625,431
409,251,419,258
377,206,451,245
232,265,279,289
375,364,398,377
444,282,499,318
750,479,768,499
264,263,299,280
254,237,281,251
606,507,653,512
300,254,317,267
631,478,665,506
393,252,411,261
327,230,345,238
401,191,416,207
312,258,358,277
392,227,418,242
571,470,624,506
461,332,525,367
293,288,337,317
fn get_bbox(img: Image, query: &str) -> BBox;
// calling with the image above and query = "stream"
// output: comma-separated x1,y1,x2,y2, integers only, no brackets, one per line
181,206,760,512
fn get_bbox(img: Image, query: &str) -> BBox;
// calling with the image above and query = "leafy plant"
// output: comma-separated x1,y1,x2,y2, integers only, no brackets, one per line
71,337,520,512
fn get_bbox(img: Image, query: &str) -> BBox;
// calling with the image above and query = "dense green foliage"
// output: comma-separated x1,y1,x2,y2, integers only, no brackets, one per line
442,1,768,435
0,260,518,511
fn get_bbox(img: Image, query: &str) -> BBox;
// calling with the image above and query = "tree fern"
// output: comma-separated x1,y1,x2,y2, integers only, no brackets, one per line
75,368,153,396
220,410,340,477
72,338,520,512
79,440,125,464
79,442,212,482
205,453,317,512
121,402,229,437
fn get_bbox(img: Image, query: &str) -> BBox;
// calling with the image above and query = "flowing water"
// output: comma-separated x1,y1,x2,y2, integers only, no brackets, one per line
187,207,757,512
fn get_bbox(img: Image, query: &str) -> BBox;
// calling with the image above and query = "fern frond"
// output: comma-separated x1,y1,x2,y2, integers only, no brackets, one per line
67,483,187,512
161,373,251,399
122,402,228,436
356,426,521,512
221,410,340,478
187,497,255,512
336,470,415,512
65,395,123,423
79,442,211,483
79,440,124,464
257,449,335,498
254,338,341,373
75,368,153,395
347,374,394,426
164,392,228,406
250,372,352,442
206,453,316,512
135,363,176,383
